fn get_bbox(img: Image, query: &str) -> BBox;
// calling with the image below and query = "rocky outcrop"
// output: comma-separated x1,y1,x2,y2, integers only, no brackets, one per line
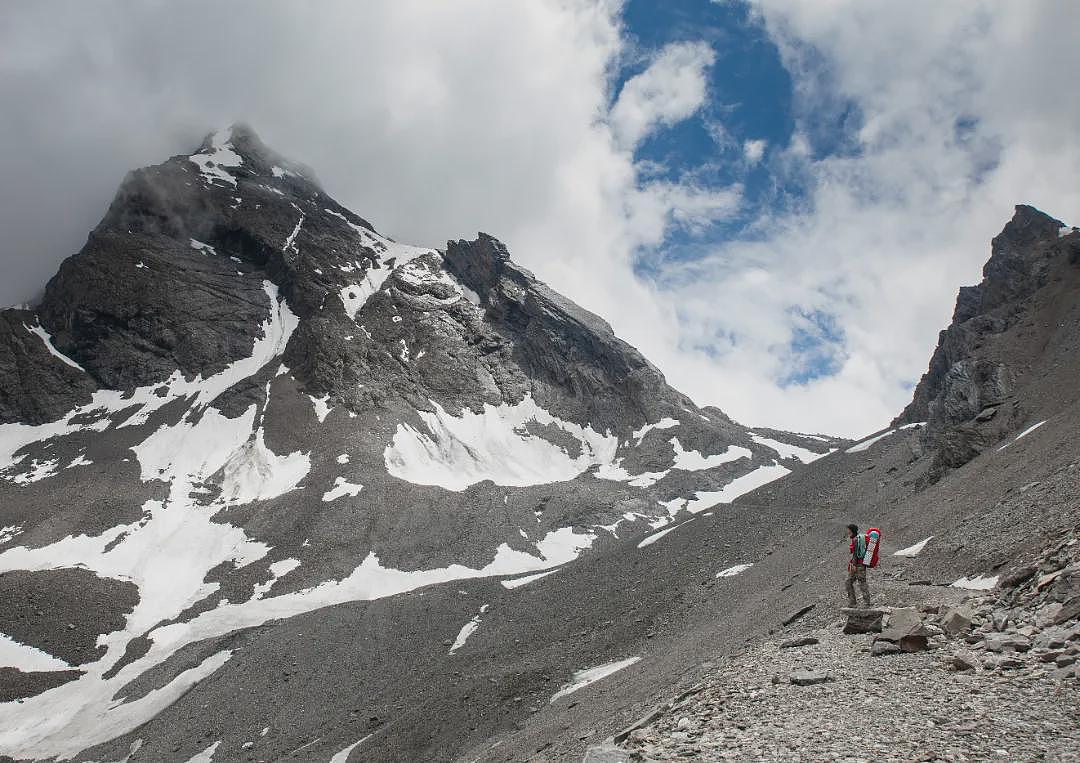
0,309,97,424
896,205,1080,479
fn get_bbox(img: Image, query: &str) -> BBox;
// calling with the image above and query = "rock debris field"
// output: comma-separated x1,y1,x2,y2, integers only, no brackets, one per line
606,535,1080,762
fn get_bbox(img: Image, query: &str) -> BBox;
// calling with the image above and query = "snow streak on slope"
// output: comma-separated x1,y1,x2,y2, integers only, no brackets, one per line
893,537,933,557
449,603,489,654
23,322,87,372
331,213,434,320
383,395,620,491
997,420,1048,451
846,423,923,453
715,563,752,578
549,657,641,703
749,434,826,464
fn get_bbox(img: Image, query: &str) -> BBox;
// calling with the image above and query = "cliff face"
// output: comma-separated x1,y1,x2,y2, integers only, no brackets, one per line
895,205,1080,479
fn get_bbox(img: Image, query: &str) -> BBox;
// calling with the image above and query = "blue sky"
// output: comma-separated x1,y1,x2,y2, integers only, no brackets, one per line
617,0,848,385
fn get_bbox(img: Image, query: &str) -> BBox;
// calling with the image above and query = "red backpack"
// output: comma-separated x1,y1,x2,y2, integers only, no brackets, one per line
864,528,882,568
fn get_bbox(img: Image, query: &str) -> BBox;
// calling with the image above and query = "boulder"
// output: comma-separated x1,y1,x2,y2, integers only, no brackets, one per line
950,651,980,671
878,608,930,652
871,640,902,657
993,566,1036,587
1053,596,1080,625
789,670,831,686
779,636,820,649
782,604,816,627
842,608,884,634
982,633,1031,653
940,606,974,636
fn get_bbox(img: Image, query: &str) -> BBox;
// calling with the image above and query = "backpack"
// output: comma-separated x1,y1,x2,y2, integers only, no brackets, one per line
863,527,882,568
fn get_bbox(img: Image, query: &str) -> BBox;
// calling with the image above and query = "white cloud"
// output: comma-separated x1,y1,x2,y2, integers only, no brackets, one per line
743,138,767,163
631,0,1080,436
609,41,717,150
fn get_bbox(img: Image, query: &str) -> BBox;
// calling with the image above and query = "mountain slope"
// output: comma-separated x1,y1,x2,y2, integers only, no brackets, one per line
0,126,840,762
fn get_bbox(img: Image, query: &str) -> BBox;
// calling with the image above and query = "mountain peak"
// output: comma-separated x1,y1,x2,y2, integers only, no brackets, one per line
190,123,319,188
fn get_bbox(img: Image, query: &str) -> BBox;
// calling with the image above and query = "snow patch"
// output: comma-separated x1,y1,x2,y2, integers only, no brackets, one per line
322,477,362,502
669,439,750,471
24,323,86,372
998,420,1047,451
749,434,826,464
0,633,71,671
185,740,222,763
549,657,641,703
631,417,678,444
893,537,933,557
188,128,241,187
309,395,331,423
637,519,692,549
449,604,489,654
952,575,998,590
252,558,300,599
716,563,752,578
501,568,560,589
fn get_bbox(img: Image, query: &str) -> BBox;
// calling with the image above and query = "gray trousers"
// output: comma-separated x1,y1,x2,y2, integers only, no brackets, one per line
845,565,871,607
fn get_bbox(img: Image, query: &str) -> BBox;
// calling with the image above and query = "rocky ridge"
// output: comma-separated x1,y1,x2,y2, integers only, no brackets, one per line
896,206,1080,480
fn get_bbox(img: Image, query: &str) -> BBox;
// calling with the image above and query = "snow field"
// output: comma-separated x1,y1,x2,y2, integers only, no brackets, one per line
384,395,620,491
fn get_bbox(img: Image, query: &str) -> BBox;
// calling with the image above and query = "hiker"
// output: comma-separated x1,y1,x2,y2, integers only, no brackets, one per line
844,523,872,607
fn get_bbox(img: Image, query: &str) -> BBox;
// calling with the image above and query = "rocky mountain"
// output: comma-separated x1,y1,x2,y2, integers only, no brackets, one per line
895,205,1080,480
0,126,842,762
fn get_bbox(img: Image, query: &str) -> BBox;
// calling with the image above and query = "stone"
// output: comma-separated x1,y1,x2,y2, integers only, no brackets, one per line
782,604,816,627
940,606,974,636
1056,654,1077,668
779,636,820,649
982,633,1031,653
871,640,902,657
1050,666,1077,681
878,608,930,652
789,670,831,686
999,565,1037,588
950,651,980,671
1053,596,1080,625
842,608,884,634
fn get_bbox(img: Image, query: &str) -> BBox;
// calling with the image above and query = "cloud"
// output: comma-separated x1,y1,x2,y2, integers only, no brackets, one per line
639,0,1080,435
609,41,717,150
742,138,767,163
1,1,1077,439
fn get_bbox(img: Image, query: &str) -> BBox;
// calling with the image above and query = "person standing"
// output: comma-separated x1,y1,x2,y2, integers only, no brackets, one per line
844,523,872,607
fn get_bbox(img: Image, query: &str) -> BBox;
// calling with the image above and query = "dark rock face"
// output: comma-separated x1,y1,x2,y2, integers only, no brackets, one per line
895,205,1080,479
0,309,97,424
443,234,677,431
